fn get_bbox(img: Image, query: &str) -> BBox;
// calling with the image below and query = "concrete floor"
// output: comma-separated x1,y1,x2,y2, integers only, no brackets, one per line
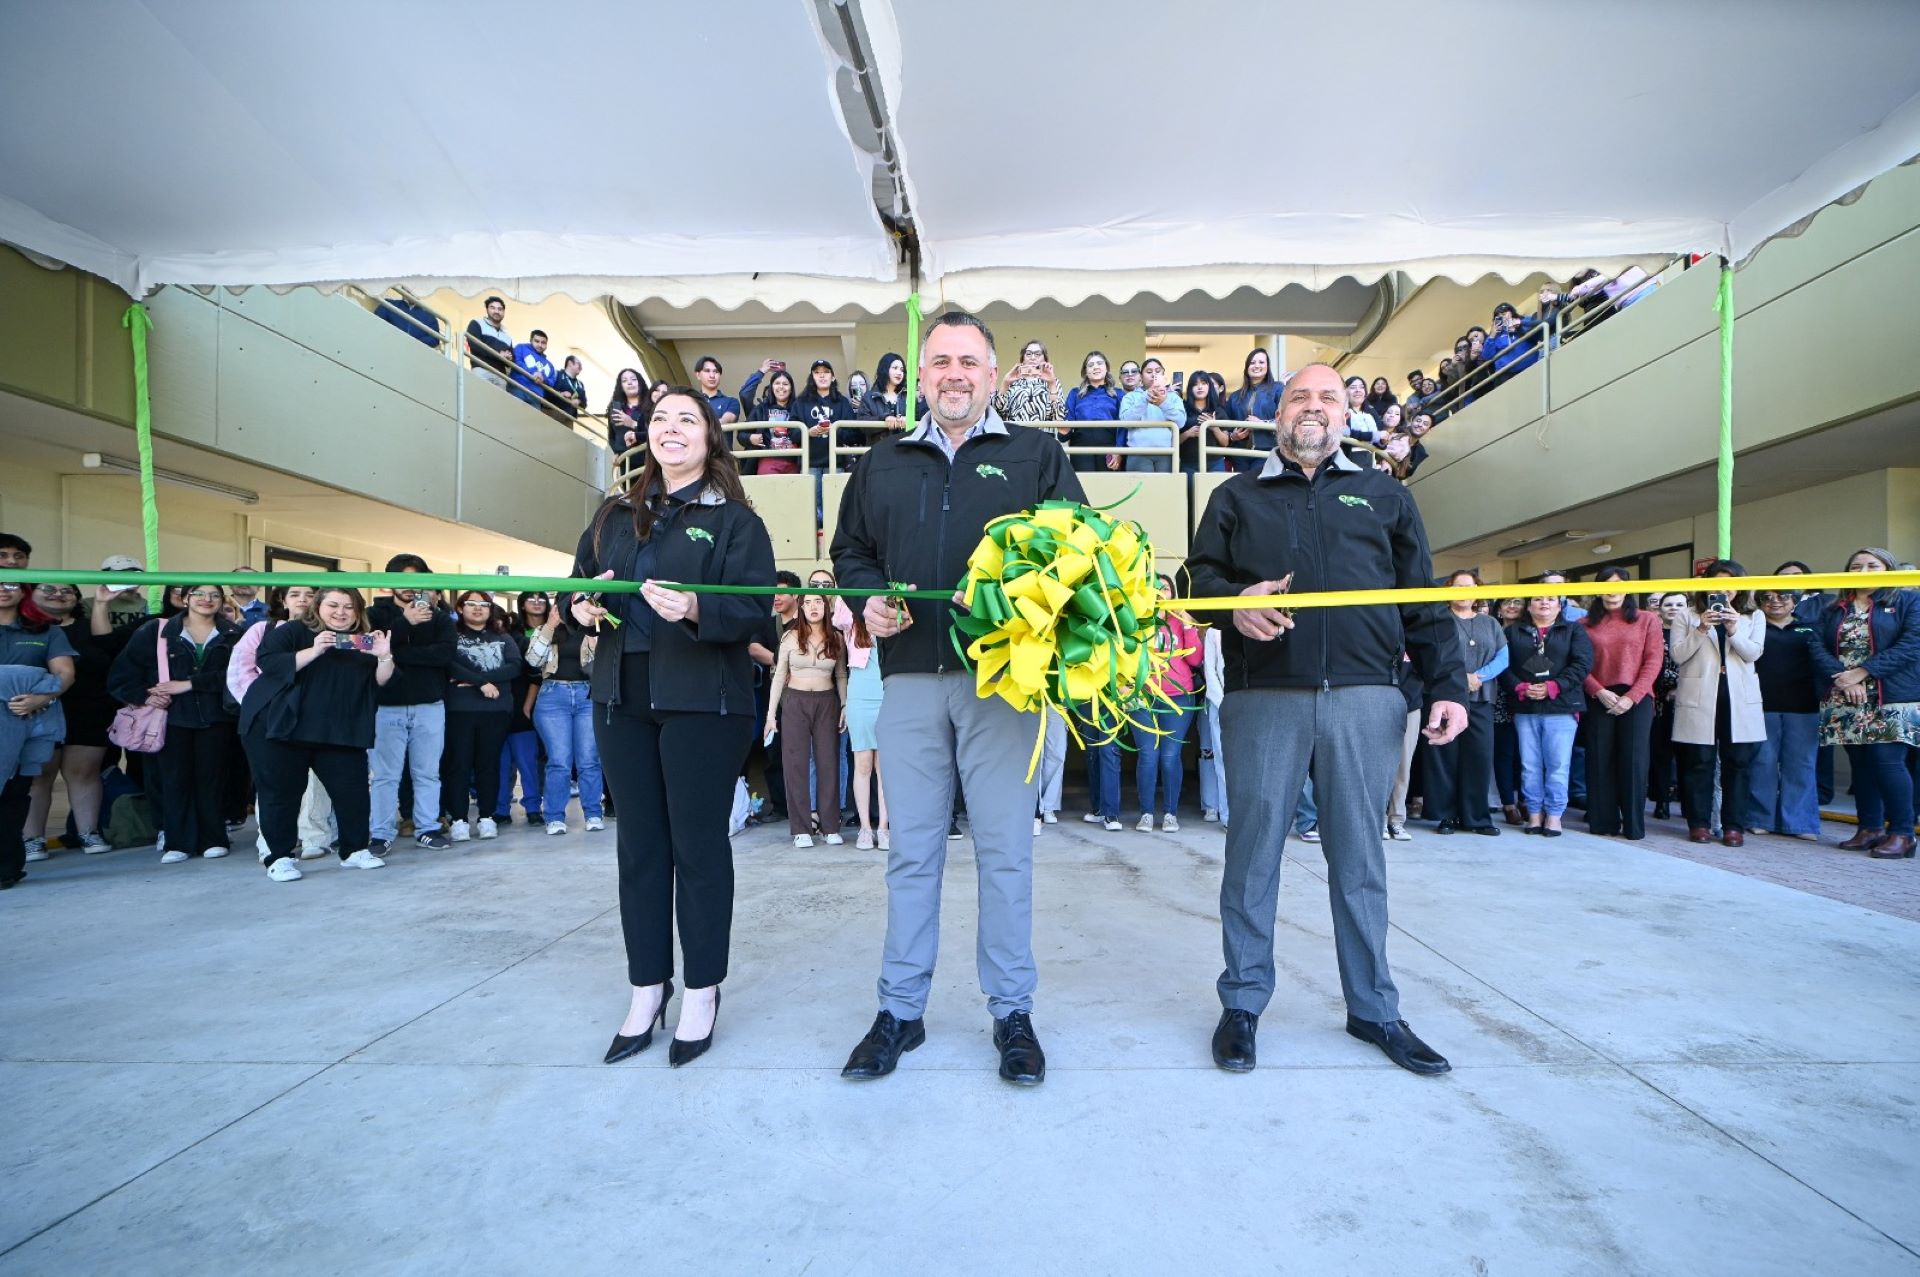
3,808,1918,1275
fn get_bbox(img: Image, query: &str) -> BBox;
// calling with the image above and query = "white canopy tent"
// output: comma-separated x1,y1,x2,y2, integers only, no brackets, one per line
2,0,1917,307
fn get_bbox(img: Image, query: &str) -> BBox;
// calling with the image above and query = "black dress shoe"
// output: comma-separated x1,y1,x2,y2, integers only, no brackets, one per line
603,979,674,1064
668,987,720,1067
1434,820,1457,835
1211,1008,1258,1072
992,1011,1046,1085
841,1010,926,1079
1653,802,1671,821
1469,825,1500,836
1345,1015,1451,1075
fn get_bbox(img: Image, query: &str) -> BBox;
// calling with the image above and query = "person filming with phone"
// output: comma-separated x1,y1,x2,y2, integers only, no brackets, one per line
241,586,396,879
1670,561,1767,846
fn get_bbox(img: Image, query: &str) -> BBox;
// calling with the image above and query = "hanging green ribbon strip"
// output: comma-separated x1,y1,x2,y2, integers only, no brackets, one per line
122,303,161,609
1713,264,1735,559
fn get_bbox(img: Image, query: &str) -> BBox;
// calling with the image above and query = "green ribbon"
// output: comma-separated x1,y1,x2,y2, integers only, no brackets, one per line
1,570,962,600
1713,264,1735,559
122,303,160,609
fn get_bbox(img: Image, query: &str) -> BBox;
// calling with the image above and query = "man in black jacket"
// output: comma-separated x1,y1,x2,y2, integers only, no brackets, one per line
366,554,456,851
832,311,1085,1086
1187,363,1467,1077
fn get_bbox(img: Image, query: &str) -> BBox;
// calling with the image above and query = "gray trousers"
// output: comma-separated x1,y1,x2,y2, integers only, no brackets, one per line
1218,685,1405,1022
873,672,1040,1020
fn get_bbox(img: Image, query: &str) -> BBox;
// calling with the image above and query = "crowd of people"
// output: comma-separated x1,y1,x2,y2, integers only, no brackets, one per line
457,294,593,424
2,308,1915,1092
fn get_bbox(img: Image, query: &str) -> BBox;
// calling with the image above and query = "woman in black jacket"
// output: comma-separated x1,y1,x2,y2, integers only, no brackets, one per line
441,590,522,842
858,352,912,428
108,582,241,863
793,358,863,474
1500,594,1593,836
742,369,803,477
242,586,396,880
568,387,776,1068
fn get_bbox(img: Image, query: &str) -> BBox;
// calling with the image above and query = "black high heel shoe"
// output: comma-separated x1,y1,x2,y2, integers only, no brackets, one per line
603,979,674,1064
668,987,722,1068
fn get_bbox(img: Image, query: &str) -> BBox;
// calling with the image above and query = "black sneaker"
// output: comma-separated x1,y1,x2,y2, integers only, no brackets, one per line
948,820,963,840
416,829,452,850
368,838,393,855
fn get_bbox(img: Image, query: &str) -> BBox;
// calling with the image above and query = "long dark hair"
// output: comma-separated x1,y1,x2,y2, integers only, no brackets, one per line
873,353,906,396
787,594,844,663
1183,370,1214,414
1690,559,1755,614
591,388,749,550
605,367,648,416
758,369,797,410
1584,567,1641,625
1240,347,1276,394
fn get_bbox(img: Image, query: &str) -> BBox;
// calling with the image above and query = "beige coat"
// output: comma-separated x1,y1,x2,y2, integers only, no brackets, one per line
1669,609,1767,744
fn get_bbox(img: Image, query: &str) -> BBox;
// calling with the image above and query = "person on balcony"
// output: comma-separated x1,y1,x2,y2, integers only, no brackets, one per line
551,355,587,420
1062,351,1124,473
465,295,513,390
509,329,555,409
692,356,741,425
1119,357,1185,474
606,368,650,456
994,340,1066,426
1481,302,1542,390
858,353,915,429
1224,349,1280,472
743,369,802,477
1816,547,1919,859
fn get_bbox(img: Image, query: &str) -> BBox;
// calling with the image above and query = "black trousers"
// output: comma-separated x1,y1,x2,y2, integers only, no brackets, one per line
1493,719,1520,805
755,678,785,816
1423,700,1494,828
1585,692,1653,838
158,721,236,855
596,654,756,988
245,722,370,864
1678,685,1758,832
221,737,254,823
1649,703,1678,803
441,709,512,822
1,773,34,882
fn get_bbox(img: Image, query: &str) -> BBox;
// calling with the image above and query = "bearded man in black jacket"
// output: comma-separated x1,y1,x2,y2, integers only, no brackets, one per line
1187,363,1468,1077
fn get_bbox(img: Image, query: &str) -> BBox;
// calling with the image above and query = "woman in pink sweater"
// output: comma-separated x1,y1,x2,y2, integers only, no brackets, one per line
1580,567,1666,839
1128,575,1205,832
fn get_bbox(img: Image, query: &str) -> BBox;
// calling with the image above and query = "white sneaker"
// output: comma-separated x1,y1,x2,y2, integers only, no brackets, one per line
1042,811,1058,825
584,816,605,832
476,818,498,839
877,830,890,850
1300,826,1321,843
1082,812,1104,824
1034,817,1044,835
449,820,471,843
155,830,166,853
298,844,331,860
1103,818,1123,832
80,832,112,854
266,858,303,882
546,821,568,836
793,834,814,848
1387,822,1412,842
202,846,230,859
160,849,189,864
824,833,844,846
24,837,48,862
1136,814,1155,832
1162,814,1181,832
857,830,875,850
258,845,270,864
1202,808,1219,823
341,849,385,869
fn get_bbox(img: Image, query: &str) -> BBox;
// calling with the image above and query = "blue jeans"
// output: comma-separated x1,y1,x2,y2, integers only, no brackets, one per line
807,730,851,812
1295,777,1317,835
534,681,603,821
1744,711,1819,835
1516,714,1578,817
1130,703,1195,816
369,702,445,840
495,728,542,820
1849,742,1916,836
1197,703,1223,816
1124,455,1172,473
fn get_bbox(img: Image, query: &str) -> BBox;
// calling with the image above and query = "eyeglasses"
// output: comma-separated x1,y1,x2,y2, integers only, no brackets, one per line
36,588,78,598
1120,365,1140,375
187,590,224,600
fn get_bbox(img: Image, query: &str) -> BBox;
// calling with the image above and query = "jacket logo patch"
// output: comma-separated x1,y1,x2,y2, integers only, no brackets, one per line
1337,495,1373,510
685,528,714,545
975,464,1008,481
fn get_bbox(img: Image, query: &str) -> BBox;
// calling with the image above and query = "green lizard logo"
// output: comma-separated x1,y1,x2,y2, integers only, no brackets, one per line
685,527,715,545
1338,495,1373,510
976,463,1008,481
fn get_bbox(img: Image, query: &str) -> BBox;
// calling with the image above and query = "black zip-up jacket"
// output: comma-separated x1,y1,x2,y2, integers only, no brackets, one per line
1499,618,1594,714
366,598,455,706
831,411,1086,677
563,485,776,716
1186,444,1467,706
107,615,240,728
792,388,865,470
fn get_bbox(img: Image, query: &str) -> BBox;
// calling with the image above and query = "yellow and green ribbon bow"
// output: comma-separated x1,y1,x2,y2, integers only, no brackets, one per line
950,499,1182,778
